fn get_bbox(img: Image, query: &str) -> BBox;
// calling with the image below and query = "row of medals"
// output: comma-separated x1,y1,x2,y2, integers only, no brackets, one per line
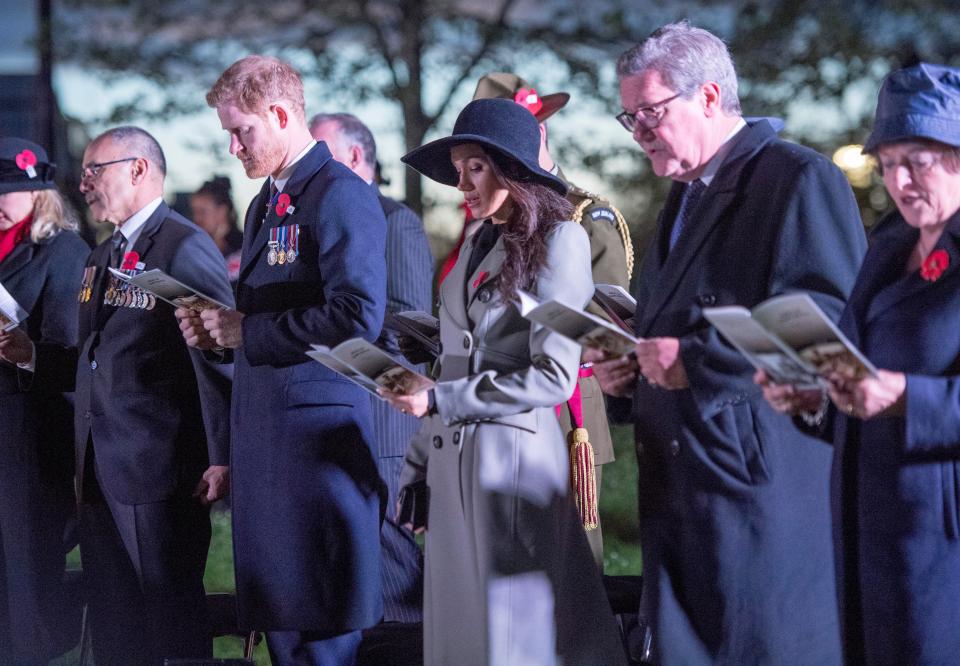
104,276,156,310
267,241,297,266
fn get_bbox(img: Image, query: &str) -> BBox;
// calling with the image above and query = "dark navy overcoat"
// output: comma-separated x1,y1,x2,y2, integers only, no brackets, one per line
231,142,387,632
630,120,866,664
828,209,960,665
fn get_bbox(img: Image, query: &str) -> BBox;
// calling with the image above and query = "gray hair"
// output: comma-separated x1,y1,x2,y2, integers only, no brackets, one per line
616,21,741,115
93,126,167,177
309,113,377,170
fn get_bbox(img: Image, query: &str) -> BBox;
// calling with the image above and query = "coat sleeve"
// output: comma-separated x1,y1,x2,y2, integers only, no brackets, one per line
169,231,234,467
434,222,593,424
680,158,867,419
378,205,434,356
242,177,387,367
904,375,960,455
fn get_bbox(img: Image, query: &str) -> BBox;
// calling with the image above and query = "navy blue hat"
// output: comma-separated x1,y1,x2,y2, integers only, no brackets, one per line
402,98,567,195
0,137,56,195
864,63,960,153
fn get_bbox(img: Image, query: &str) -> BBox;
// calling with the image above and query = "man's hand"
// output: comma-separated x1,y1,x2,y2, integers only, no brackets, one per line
592,354,639,397
754,369,824,415
201,309,245,349
193,465,230,506
636,337,688,390
0,328,34,365
175,308,218,349
827,369,906,420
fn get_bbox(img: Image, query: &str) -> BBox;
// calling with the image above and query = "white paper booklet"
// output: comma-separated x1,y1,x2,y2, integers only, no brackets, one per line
306,338,436,399
592,283,637,333
703,292,876,387
516,289,639,357
108,268,231,312
0,282,27,332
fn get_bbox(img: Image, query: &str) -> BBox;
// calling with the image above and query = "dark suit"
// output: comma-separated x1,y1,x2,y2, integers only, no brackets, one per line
230,143,386,648
0,230,87,663
825,210,960,664
67,202,233,665
372,188,431,623
629,120,866,664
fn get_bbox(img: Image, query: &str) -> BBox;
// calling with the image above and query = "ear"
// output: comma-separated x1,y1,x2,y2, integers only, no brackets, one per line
701,81,723,117
349,145,363,171
130,157,149,185
274,104,289,130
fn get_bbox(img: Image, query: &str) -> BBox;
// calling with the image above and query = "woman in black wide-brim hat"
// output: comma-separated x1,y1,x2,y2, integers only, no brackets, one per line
0,137,89,663
382,98,625,665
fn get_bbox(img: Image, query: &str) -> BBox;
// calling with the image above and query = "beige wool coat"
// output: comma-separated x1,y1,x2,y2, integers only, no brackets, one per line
400,221,625,666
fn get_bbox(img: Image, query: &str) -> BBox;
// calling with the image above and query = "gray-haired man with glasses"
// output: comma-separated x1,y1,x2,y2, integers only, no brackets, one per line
590,20,867,666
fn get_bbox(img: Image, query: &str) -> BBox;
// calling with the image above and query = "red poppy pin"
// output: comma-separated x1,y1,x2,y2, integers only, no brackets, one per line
921,249,949,282
513,88,543,116
472,271,489,289
120,251,140,271
275,193,294,217
15,149,37,178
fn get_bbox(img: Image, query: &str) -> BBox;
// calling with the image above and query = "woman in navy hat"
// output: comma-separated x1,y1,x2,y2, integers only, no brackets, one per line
382,98,624,665
758,63,960,664
0,137,89,663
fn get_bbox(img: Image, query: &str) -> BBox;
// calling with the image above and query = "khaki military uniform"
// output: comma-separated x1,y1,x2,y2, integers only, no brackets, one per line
556,168,632,568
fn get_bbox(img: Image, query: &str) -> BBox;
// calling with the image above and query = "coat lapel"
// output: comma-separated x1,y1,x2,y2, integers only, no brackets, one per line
438,232,477,334
464,236,507,325
638,122,776,334
864,214,960,325
238,143,334,280
0,239,35,283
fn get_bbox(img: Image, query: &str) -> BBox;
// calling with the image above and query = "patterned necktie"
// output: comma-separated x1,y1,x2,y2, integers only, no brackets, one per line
109,229,127,268
669,179,706,250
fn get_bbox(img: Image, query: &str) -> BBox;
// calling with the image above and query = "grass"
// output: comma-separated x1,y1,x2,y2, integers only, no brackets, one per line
52,424,641,664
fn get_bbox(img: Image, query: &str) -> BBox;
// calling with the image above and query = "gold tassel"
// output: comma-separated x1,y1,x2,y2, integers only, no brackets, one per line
569,427,599,530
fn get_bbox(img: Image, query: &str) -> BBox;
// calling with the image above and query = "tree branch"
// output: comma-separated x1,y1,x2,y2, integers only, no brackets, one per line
360,0,403,97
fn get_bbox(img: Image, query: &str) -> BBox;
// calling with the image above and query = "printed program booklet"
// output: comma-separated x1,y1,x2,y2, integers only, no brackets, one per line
516,290,639,357
703,292,877,387
592,283,637,333
384,310,441,358
0,282,27,332
108,268,231,312
306,339,436,399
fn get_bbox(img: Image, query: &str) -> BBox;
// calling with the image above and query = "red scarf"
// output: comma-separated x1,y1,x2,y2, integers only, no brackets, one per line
0,214,33,265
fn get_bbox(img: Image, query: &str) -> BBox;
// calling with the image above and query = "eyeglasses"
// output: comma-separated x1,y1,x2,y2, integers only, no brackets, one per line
878,151,943,177
615,92,683,133
80,157,138,182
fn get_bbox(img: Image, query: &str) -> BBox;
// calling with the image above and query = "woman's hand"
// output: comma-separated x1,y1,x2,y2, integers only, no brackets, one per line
380,388,430,418
754,369,824,415
826,369,906,420
0,328,34,366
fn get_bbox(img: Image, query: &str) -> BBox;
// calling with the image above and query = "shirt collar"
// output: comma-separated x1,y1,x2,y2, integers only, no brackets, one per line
270,140,317,193
118,196,163,246
698,117,747,187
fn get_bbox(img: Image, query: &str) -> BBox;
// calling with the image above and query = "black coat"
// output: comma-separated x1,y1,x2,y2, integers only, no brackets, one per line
0,229,88,660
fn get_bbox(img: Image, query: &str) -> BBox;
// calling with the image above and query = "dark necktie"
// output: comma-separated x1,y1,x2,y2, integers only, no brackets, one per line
669,179,706,250
109,229,127,268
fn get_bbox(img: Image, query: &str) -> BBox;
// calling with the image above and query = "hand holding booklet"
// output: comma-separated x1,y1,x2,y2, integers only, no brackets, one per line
515,290,639,357
703,292,876,387
306,338,435,399
0,281,27,332
108,268,231,312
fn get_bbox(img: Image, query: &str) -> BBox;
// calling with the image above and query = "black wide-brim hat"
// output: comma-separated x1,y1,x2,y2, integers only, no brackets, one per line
401,98,568,196
0,137,56,195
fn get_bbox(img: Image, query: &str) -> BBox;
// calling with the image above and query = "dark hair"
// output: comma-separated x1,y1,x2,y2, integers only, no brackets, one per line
309,112,377,170
485,150,573,301
95,126,167,176
195,175,242,246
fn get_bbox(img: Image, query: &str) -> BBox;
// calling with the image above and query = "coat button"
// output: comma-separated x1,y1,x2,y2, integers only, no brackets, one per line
462,334,470,350
437,342,443,355
90,360,98,370
478,288,492,303
453,431,461,445
433,435,443,449
699,294,717,306
670,439,680,457
84,411,91,419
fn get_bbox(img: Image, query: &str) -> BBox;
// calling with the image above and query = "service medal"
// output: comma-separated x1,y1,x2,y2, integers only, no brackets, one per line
267,246,278,266
277,225,287,264
146,294,156,310
286,248,297,264
277,248,286,265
